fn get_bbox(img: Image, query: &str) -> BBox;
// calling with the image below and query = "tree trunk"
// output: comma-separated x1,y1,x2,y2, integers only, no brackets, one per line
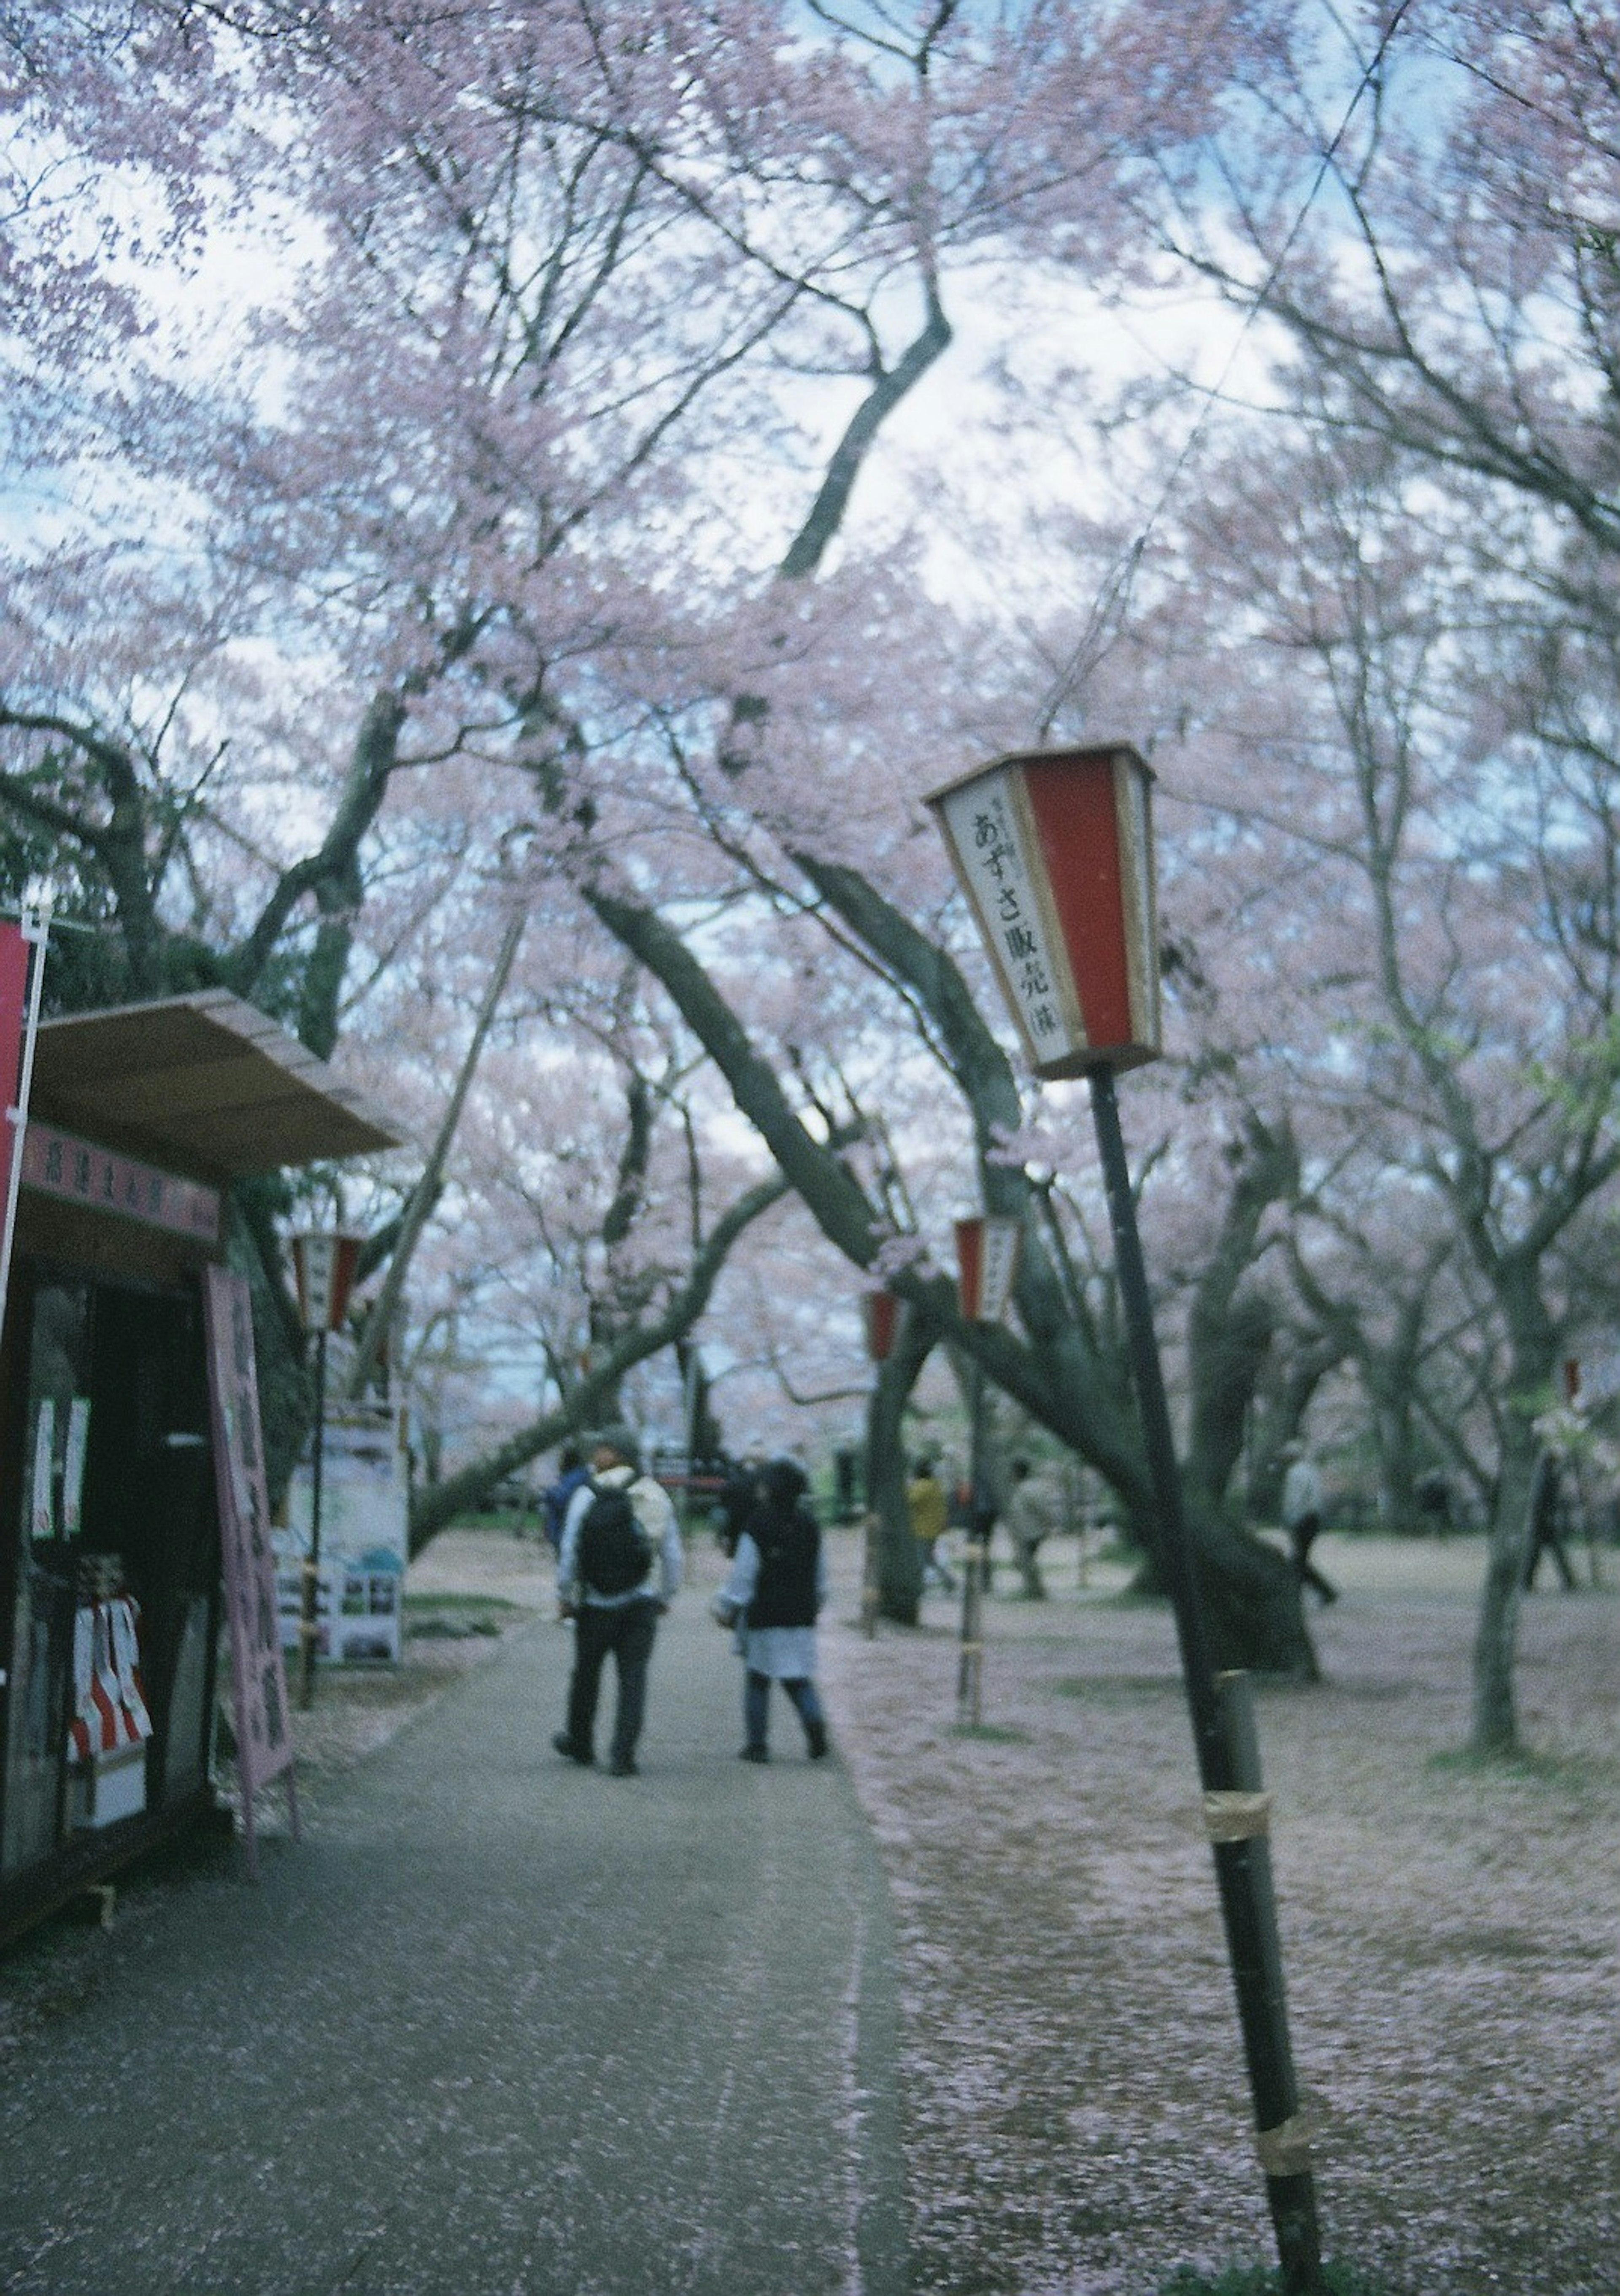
1471,1417,1538,1756
866,1313,933,1625
1196,1506,1319,1679
1184,1113,1296,1513
1371,1387,1422,1537
1188,1286,1274,1513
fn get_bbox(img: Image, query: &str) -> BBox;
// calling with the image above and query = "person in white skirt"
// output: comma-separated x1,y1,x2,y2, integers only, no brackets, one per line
713,1456,830,1763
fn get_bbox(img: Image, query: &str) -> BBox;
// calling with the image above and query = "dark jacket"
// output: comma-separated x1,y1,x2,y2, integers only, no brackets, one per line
742,1460,821,1630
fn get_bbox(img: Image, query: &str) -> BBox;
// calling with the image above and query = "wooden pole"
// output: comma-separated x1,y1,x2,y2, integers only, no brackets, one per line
1089,1067,1325,2295
956,1357,988,1724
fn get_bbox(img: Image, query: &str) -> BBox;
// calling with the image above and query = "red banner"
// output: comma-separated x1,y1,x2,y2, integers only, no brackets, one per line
0,921,29,1211
954,1215,1021,1324
864,1290,901,1363
291,1231,362,1333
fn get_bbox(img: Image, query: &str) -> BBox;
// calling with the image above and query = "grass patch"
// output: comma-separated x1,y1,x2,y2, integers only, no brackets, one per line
1044,1672,1182,1703
1426,1743,1615,1790
402,1591,525,1613
1161,2264,1385,2295
947,1722,1031,1744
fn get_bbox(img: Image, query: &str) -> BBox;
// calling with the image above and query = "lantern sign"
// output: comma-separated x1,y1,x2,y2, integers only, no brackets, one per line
864,1290,902,1364
926,742,1161,1077
953,1216,1021,1324
291,1232,362,1336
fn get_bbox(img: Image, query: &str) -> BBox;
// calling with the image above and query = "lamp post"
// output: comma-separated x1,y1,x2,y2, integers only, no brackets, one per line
290,1231,362,1711
952,1214,1021,1725
861,1290,902,1636
928,742,1326,2296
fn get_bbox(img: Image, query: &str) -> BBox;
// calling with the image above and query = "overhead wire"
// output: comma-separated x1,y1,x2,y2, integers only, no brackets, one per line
1035,0,1421,738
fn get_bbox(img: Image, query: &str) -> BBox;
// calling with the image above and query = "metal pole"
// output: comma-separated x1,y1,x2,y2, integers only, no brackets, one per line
957,1356,987,1725
1089,1067,1325,2294
298,1326,329,1712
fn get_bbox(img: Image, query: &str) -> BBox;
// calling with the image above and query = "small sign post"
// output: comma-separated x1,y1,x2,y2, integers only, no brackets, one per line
929,743,1326,2294
289,1232,362,1709
953,1215,1021,1724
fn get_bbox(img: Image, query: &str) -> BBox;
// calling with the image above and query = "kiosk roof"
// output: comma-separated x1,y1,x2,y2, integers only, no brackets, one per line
31,991,405,1180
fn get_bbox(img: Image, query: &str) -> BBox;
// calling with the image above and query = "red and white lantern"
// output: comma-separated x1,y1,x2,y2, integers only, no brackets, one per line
953,1216,1021,1324
864,1290,902,1363
291,1231,362,1335
927,742,1161,1077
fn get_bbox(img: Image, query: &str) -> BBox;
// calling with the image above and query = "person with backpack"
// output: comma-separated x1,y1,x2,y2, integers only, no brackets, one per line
712,1455,830,1764
554,1427,682,1777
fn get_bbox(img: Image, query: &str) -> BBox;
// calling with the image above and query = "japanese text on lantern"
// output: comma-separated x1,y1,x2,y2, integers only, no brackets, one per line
942,778,1067,1054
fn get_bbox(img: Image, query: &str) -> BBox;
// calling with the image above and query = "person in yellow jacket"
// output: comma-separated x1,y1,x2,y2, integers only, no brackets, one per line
906,1457,955,1591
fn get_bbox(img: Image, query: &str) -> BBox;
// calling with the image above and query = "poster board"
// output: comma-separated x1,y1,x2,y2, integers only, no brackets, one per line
278,1405,408,1664
203,1264,299,1875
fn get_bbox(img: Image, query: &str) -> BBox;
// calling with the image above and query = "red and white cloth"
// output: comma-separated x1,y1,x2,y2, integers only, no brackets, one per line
68,1597,153,1761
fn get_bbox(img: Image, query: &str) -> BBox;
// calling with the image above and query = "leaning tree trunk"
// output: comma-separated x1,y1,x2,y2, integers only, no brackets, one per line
1194,1506,1319,1679
590,872,1320,1672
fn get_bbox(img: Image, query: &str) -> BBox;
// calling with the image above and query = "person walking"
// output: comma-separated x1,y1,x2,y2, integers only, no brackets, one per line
554,1427,682,1776
906,1457,955,1591
1003,1457,1052,1600
1281,1440,1337,1606
714,1455,830,1764
1521,1452,1579,1590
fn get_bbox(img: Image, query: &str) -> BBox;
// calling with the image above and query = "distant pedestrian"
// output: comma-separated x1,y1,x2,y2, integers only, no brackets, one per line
714,1456,830,1764
907,1457,955,1591
1003,1458,1051,1600
716,1447,765,1557
554,1428,682,1776
1521,1453,1578,1591
541,1443,590,1556
1281,1441,1337,1606
1416,1469,1453,1537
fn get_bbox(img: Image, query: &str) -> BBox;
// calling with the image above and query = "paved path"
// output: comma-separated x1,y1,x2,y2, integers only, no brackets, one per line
0,1602,908,2295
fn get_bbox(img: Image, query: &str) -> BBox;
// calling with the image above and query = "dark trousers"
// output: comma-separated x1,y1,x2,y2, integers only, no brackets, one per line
565,1599,659,1764
1288,1513,1337,1604
1523,1525,1578,1591
744,1669,824,1753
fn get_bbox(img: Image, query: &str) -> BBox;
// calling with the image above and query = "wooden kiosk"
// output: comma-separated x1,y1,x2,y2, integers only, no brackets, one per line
0,991,400,1943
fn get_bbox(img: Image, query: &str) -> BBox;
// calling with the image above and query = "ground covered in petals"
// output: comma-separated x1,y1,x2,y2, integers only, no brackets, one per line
819,1532,1620,2296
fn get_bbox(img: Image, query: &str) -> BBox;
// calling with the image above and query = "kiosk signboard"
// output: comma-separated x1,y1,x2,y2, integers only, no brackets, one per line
0,923,27,1204
203,1265,299,1874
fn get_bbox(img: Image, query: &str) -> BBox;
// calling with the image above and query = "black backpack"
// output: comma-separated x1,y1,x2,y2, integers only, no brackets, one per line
576,1479,656,1596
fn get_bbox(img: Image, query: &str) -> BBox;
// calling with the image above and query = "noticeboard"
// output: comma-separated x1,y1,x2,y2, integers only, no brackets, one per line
203,1265,298,1870
279,1406,408,1664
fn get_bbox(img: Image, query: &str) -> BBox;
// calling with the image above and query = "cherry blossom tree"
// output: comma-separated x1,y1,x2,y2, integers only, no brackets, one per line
4,3,1308,1661
1142,403,1620,1750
